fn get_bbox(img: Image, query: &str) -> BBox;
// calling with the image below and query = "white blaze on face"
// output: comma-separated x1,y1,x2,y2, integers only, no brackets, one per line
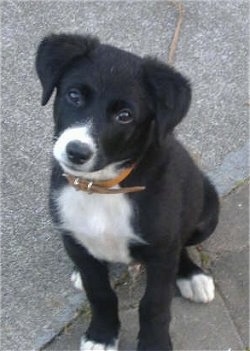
53,125,97,175
53,125,128,180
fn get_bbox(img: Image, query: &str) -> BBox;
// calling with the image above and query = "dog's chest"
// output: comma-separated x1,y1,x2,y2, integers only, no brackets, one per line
57,186,140,263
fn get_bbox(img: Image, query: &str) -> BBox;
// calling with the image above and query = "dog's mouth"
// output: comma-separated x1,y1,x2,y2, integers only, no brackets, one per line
59,158,131,182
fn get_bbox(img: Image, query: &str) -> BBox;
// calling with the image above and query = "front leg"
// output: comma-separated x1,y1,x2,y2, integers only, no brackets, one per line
62,234,120,350
138,252,178,351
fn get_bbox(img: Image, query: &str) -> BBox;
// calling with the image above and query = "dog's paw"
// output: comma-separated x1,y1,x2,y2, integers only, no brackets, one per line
80,337,119,351
176,273,215,303
70,270,83,291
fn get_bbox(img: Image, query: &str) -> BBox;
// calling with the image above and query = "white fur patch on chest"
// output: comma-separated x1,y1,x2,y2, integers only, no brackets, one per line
56,185,142,263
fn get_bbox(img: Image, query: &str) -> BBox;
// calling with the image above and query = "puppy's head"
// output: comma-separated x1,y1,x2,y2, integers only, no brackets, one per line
36,33,191,179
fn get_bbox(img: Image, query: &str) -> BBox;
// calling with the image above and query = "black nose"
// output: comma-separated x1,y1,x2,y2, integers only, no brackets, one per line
66,140,93,164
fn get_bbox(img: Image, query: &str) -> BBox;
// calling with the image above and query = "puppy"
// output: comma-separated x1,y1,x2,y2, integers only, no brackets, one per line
36,33,219,351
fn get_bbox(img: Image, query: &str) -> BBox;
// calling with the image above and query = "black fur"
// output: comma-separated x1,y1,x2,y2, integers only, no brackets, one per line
36,33,219,350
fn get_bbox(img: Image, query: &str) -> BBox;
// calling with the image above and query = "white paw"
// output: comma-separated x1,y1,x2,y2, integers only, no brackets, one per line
70,270,83,291
80,337,119,351
177,273,215,303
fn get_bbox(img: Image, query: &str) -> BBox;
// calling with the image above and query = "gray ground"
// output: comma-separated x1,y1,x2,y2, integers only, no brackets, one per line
1,1,249,350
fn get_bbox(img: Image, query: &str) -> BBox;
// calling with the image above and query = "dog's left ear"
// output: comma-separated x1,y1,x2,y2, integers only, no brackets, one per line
36,33,99,105
143,58,191,143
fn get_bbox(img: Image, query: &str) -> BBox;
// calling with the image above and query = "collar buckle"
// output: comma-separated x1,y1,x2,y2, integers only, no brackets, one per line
87,181,94,194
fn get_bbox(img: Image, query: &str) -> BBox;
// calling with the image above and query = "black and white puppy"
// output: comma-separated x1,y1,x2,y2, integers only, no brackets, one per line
36,33,219,351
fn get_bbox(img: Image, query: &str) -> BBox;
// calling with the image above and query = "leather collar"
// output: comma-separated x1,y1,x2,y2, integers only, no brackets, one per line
63,165,146,194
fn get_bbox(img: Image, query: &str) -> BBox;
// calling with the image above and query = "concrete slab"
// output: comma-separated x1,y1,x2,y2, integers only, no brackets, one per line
44,283,244,351
205,182,249,257
175,0,249,171
1,1,249,350
208,143,249,196
171,294,244,350
42,313,91,351
212,248,249,347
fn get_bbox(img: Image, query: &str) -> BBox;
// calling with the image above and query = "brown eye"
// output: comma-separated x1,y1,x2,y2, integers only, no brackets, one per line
115,109,134,124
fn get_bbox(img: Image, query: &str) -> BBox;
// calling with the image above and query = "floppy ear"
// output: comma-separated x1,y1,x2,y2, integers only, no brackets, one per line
143,58,191,142
35,33,99,105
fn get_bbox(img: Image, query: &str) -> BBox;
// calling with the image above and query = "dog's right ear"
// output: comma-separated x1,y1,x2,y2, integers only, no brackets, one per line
35,33,99,105
142,58,191,144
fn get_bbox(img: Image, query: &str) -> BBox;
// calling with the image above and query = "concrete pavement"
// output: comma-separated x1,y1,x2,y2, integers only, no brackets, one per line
1,1,249,350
